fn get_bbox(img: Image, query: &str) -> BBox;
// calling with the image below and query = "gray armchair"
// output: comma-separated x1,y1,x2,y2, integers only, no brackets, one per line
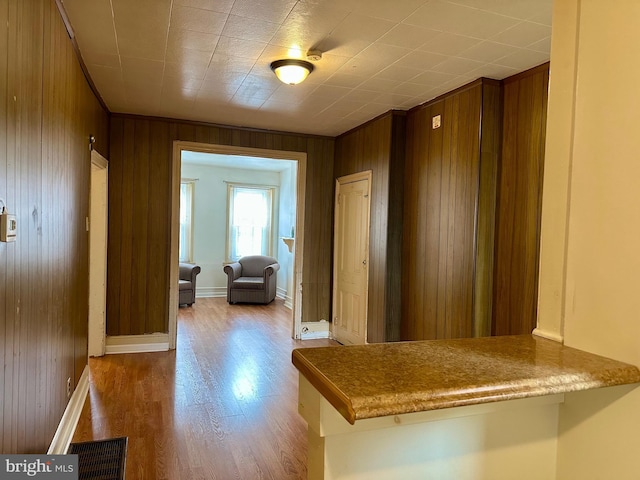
179,263,201,306
223,255,280,304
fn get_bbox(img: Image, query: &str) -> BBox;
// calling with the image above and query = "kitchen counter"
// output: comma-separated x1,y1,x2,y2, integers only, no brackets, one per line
292,334,640,424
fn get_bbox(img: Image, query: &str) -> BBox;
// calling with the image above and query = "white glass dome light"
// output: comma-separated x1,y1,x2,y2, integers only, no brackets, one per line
270,59,314,85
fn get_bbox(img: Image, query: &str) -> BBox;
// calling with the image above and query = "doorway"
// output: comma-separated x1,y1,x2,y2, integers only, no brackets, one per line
332,171,372,345
169,141,307,349
88,150,108,357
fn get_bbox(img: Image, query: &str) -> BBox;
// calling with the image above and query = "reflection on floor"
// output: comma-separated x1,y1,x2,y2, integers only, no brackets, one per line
73,297,337,479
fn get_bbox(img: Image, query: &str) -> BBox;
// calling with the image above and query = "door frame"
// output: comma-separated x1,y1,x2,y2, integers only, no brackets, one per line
332,170,372,344
88,150,108,357
169,141,307,348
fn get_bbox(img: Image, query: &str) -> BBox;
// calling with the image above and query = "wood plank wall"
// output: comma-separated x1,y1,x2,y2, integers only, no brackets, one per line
334,111,406,342
0,0,109,453
107,115,334,335
401,79,501,341
492,63,549,335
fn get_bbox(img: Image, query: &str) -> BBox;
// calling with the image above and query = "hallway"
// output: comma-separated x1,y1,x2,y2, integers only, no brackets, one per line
73,298,336,479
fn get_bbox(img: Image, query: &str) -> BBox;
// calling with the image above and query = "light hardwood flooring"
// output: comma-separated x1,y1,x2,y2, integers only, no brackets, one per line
73,297,337,479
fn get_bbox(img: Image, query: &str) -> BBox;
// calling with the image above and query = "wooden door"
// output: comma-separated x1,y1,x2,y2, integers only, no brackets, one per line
332,171,371,345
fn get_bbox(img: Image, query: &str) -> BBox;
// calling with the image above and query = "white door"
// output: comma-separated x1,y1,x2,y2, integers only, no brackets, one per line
88,151,108,357
332,171,371,345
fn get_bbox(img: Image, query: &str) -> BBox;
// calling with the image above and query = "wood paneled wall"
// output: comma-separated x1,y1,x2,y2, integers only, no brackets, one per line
492,63,549,335
107,115,334,335
401,79,502,341
334,111,406,343
0,0,109,453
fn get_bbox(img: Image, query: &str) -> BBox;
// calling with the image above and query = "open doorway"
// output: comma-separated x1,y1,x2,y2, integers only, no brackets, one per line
168,142,307,349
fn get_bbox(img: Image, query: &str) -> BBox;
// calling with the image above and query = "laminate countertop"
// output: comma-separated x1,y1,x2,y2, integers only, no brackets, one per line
292,334,640,424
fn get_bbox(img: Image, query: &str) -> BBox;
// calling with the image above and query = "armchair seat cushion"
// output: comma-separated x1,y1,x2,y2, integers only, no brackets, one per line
232,277,264,289
178,279,192,291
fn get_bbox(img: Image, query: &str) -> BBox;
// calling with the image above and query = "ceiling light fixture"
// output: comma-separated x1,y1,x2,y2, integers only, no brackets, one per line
270,59,314,85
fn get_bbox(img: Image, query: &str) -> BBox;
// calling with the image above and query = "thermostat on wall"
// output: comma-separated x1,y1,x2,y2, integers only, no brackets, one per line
1,212,17,242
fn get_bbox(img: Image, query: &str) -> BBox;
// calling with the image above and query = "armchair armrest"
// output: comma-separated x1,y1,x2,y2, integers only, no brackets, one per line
179,263,201,282
224,262,242,280
264,263,280,277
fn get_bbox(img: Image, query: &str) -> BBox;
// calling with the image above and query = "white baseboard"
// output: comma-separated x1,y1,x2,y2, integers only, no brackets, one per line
532,328,564,343
276,288,293,310
196,286,226,298
48,366,90,454
105,333,170,354
301,320,331,340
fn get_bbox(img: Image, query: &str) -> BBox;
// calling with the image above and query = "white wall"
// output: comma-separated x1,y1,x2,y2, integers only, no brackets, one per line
539,1,640,477
181,162,294,298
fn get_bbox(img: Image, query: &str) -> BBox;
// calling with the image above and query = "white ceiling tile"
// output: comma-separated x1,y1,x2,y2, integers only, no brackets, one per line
230,94,266,108
171,6,227,35
394,50,447,70
196,84,238,103
230,0,298,24
348,0,428,22
165,47,213,66
457,41,519,63
260,99,305,114
112,0,172,60
410,70,457,86
221,15,280,44
404,1,519,39
314,37,371,58
393,82,435,97
431,57,484,75
528,4,553,26
283,2,350,37
268,24,328,52
310,84,350,103
373,91,415,106
82,52,120,68
120,57,164,86
325,73,367,88
493,48,549,70
342,89,382,103
164,61,208,80
527,36,552,54
331,13,396,42
174,0,235,14
62,0,119,55
167,29,220,52
163,75,204,91
378,24,440,49
375,65,423,82
450,0,550,22
490,21,552,48
358,77,399,93
207,54,256,74
419,33,482,56
215,36,267,60
467,63,520,80
268,83,317,103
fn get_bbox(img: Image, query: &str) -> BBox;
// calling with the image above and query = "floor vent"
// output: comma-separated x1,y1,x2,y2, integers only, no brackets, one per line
68,437,127,480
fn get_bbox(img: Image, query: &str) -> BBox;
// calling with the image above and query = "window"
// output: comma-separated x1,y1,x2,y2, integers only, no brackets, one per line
179,180,194,262
227,184,275,261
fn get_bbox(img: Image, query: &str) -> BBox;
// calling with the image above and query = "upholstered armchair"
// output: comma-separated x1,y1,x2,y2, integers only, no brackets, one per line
178,263,201,306
223,255,280,304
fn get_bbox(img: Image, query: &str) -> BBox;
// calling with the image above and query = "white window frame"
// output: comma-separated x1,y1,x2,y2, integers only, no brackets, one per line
226,183,276,262
179,179,195,263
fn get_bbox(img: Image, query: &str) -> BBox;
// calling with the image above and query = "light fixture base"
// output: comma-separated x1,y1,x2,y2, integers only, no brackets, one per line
306,50,323,62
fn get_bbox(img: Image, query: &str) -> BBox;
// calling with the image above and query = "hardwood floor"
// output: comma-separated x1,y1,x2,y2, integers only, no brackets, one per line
73,298,337,479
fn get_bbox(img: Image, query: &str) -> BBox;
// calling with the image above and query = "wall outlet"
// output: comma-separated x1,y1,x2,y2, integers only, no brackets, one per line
66,377,72,398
